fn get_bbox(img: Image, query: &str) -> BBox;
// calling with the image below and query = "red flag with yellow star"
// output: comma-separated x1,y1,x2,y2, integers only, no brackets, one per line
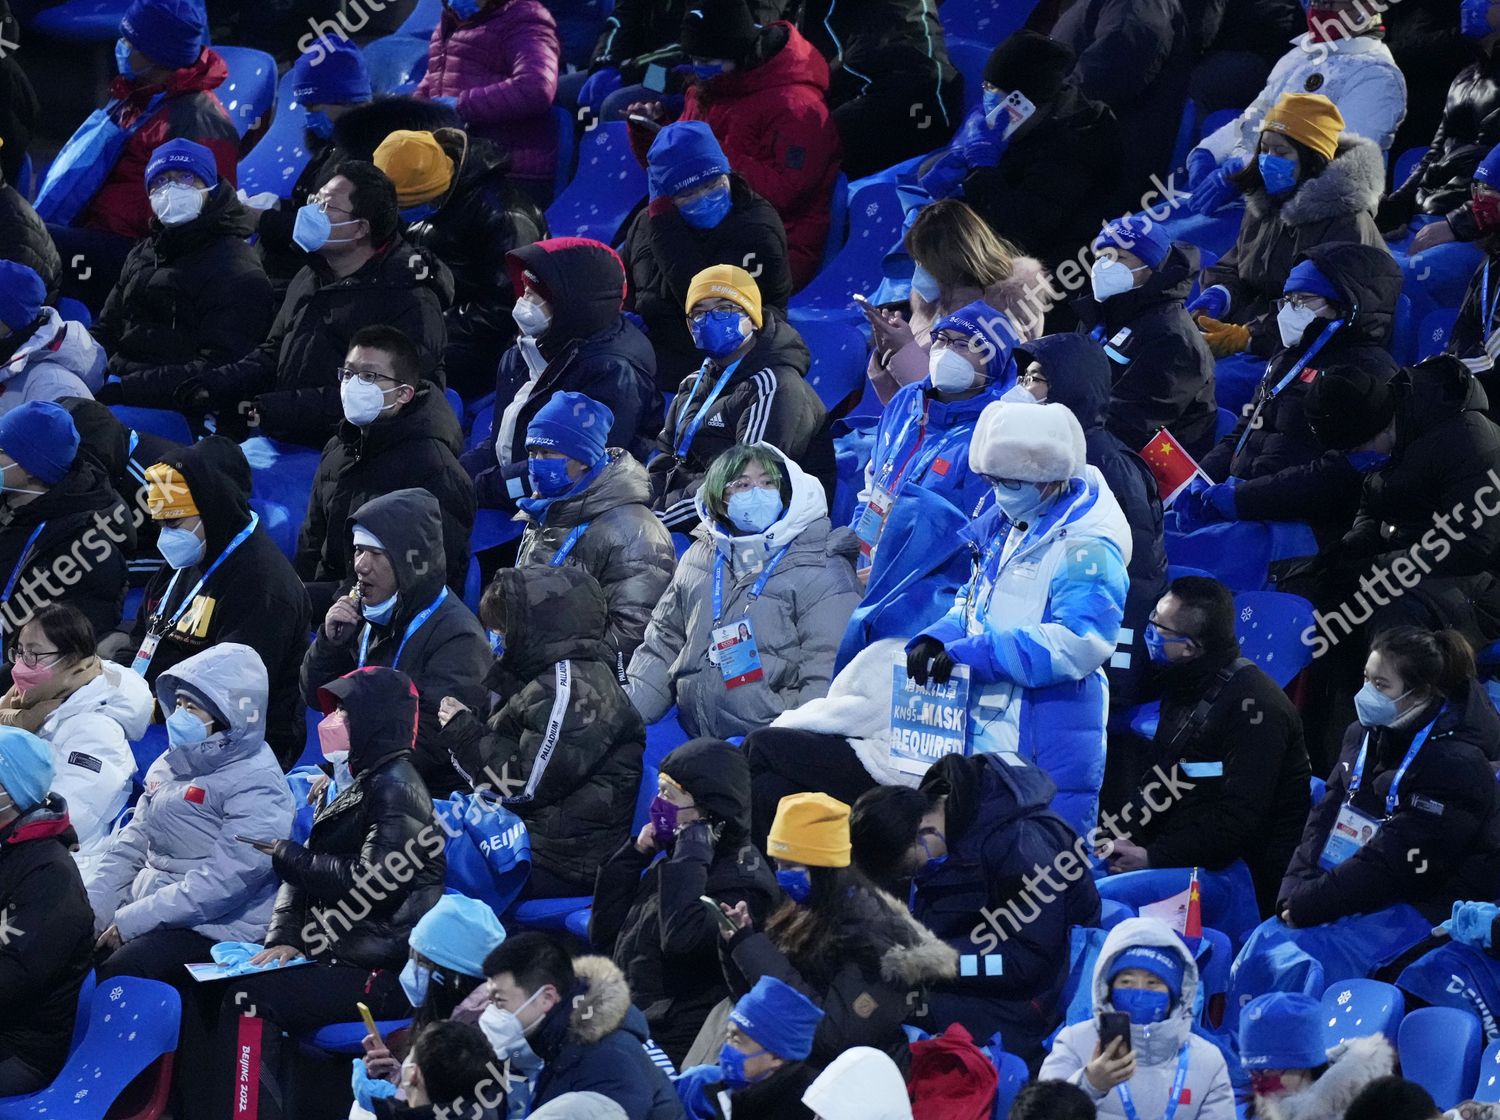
1140,428,1204,504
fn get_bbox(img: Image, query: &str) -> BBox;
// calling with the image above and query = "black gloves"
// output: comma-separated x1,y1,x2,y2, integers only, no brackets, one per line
906,637,955,687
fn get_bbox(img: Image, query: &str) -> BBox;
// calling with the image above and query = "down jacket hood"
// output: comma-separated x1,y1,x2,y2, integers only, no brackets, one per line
1291,240,1401,350
698,22,831,102
694,443,832,567
1258,1034,1394,1120
961,464,1134,571
347,487,447,609
155,642,270,776
1393,353,1491,446
564,955,635,1046
317,665,420,777
658,737,753,841
156,435,253,557
50,660,153,742
483,562,611,685
1252,135,1385,228
1018,333,1111,431
920,751,1058,841
1090,917,1200,1065
60,397,129,479
2,307,105,387
507,237,626,344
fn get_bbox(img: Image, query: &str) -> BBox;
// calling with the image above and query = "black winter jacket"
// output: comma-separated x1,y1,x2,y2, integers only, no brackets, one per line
590,738,779,1066
1280,685,1500,926
622,174,791,390
442,565,644,894
1074,241,1218,459
268,666,445,970
591,0,793,80
296,381,475,593
793,0,956,102
0,795,93,1083
649,310,830,533
97,181,274,392
127,437,310,767
912,754,1101,1064
301,488,490,798
0,176,60,299
0,4,38,191
1203,241,1403,537
1137,648,1312,916
1446,246,1500,378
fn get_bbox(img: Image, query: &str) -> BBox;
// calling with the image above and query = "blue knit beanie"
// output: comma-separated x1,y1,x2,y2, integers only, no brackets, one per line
0,261,46,332
525,392,613,468
1239,993,1328,1070
0,727,53,812
1477,142,1500,190
729,976,824,1061
145,138,218,189
1094,215,1172,270
1283,259,1343,304
291,34,372,106
1109,945,1186,1002
408,893,505,978
0,401,81,485
647,121,732,200
120,0,206,69
933,299,1021,387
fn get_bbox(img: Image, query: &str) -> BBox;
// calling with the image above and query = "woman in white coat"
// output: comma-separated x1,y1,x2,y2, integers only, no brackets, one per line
0,603,149,874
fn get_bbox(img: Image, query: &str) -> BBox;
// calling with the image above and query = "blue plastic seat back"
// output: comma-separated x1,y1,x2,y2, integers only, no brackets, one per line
1099,898,1135,928
1392,293,1416,365
109,404,191,444
1195,927,1232,1029
565,906,592,940
215,46,278,138
16,152,33,202
1320,978,1404,1050
129,722,168,778
239,68,312,200
1171,98,1197,175
27,0,130,42
307,1017,412,1055
71,970,97,1055
397,0,444,37
991,1049,1028,1120
364,33,430,96
1310,774,1327,803
554,104,578,196
790,181,904,318
242,436,322,561
1167,564,1214,582
468,402,496,452
1233,590,1316,688
1476,1038,1500,1102
1198,109,1242,145
821,172,850,270
1399,1006,1482,1108
939,0,1034,47
1214,406,1237,441
1095,865,1260,946
945,37,992,117
56,296,93,328
800,318,868,413
1392,146,1430,191
1417,307,1459,361
637,706,687,832
545,121,647,245
509,895,591,930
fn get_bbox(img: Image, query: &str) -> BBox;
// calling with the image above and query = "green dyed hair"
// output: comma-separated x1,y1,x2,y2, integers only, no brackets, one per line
702,444,784,525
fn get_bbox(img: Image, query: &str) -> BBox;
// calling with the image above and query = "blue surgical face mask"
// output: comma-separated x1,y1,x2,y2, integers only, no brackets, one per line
776,866,812,903
116,38,138,80
718,1040,767,1089
305,110,335,141
362,592,398,625
690,61,729,82
529,457,575,498
1144,623,1170,664
157,525,205,570
1112,985,1171,1025
400,201,438,223
399,959,431,1007
1354,680,1410,727
449,0,481,18
166,705,211,749
727,487,783,534
991,480,1052,526
292,203,361,253
911,263,940,303
982,89,1002,118
691,308,751,359
1259,153,1298,197
680,186,732,230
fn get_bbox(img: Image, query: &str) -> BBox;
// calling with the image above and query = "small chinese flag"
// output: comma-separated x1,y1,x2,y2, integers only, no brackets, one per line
1140,428,1205,504
1184,866,1203,940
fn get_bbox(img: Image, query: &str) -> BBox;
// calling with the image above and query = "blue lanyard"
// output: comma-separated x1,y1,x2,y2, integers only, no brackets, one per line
673,358,741,460
1,521,47,604
1233,318,1344,457
711,547,789,625
152,512,259,633
549,522,591,567
359,585,449,669
1117,1043,1190,1120
1348,709,1441,817
875,397,929,491
966,533,1007,629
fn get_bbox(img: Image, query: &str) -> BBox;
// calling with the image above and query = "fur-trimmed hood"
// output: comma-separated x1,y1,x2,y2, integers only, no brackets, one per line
1090,918,1200,1065
989,255,1050,343
1252,135,1385,228
1258,1034,1394,1120
861,886,960,987
567,955,634,1046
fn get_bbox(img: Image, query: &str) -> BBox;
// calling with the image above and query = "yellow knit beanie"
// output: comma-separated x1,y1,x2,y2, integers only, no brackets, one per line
767,793,851,868
373,130,455,207
684,264,763,329
1260,93,1344,162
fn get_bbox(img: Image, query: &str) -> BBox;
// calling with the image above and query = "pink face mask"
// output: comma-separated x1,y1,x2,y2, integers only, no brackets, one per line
10,660,55,693
1249,1070,1287,1097
317,709,352,759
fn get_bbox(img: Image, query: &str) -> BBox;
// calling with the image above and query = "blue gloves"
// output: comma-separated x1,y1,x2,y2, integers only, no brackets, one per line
1185,147,1217,189
1439,901,1498,948
579,67,623,111
1345,450,1392,473
918,151,970,200
1187,157,1244,216
434,95,459,110
1203,477,1240,520
951,106,1005,170
1172,477,1238,532
352,1059,399,1110
1186,284,1230,321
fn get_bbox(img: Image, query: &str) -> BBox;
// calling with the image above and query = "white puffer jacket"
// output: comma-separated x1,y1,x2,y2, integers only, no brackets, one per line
0,307,104,414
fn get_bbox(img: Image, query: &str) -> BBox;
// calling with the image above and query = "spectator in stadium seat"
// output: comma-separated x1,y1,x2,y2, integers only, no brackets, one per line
1107,577,1311,916
375,128,548,399
126,437,311,767
918,32,1123,271
464,238,660,510
146,161,454,448
649,266,828,534
413,0,561,203
0,1,39,191
1073,217,1218,460
1187,0,1303,124
1007,1081,1098,1120
0,727,95,1096
0,149,60,299
368,1019,502,1120
626,0,841,288
440,564,644,898
622,121,791,390
0,261,104,412
514,392,674,668
1343,1077,1444,1120
301,488,490,799
800,1048,912,1120
1238,992,1395,1119
1444,143,1500,382
1039,917,1233,1118
93,140,273,400
851,753,1102,1065
44,0,239,309
296,325,475,596
629,444,859,741
0,402,131,640
590,738,779,1066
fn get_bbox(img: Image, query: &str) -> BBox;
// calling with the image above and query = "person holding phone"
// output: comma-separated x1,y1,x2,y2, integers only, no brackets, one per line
1039,916,1234,1118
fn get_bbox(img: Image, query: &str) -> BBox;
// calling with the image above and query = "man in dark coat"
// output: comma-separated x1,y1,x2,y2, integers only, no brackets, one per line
94,139,274,400
0,166,60,301
302,488,490,799
590,737,780,1066
0,0,39,191
463,237,660,510
296,324,474,595
127,436,310,766
0,729,94,1096
1109,576,1311,916
852,752,1102,1066
1074,217,1218,459
622,121,791,389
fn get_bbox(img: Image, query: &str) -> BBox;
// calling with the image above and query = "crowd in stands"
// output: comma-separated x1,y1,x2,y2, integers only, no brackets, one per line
11,0,1500,1116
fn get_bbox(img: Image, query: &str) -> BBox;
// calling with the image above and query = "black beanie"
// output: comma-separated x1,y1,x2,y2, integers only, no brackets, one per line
1303,364,1397,451
984,30,1075,105
681,0,758,63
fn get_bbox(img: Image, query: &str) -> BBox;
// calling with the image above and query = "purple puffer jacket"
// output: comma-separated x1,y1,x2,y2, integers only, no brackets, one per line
415,0,559,185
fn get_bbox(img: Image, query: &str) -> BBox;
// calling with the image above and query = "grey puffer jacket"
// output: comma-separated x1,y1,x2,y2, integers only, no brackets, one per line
83,643,295,944
626,447,859,740
0,306,104,414
517,449,675,667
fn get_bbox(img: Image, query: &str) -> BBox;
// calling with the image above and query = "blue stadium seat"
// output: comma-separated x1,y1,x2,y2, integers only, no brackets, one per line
1392,293,1416,365
1214,406,1237,441
1416,307,1458,361
554,104,578,197
1399,1006,1482,1109
241,437,322,561
1476,1038,1500,1101
27,0,130,42
1310,774,1326,803
790,180,904,320
989,1045,1028,1119
444,387,463,420
364,32,430,96
57,296,93,328
821,172,850,270
239,68,312,200
939,0,1033,47
129,722,168,777
215,46,278,138
396,0,444,38
1233,590,1316,688
1392,146,1429,191
546,121,647,244
566,907,591,940
1095,867,1259,947
1100,898,1135,928
1170,98,1197,175
1195,927,1233,1029
0,977,180,1119
800,318,868,413
509,894,592,931
109,404,191,444
471,508,523,554
1166,564,1214,581
305,1017,413,1056
1197,109,1242,148
1320,978,1404,1050
71,970,97,1055
945,38,992,117
468,403,495,452
16,152,32,202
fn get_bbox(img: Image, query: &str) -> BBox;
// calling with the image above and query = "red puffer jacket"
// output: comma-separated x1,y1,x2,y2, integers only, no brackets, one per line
81,49,238,241
630,22,841,288
415,0,559,185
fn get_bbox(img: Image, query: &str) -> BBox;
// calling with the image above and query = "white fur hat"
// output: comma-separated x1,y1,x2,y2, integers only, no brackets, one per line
968,400,1087,482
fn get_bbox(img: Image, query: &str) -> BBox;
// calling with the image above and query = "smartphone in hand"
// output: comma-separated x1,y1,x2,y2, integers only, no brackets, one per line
1098,1011,1132,1056
701,895,738,935
357,1001,385,1049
